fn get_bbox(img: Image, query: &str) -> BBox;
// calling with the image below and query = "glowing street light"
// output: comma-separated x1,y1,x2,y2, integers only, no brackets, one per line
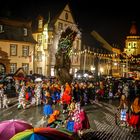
100,67,104,73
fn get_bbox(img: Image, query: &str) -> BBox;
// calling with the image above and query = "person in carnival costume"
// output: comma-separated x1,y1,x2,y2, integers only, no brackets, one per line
3,94,9,108
18,85,26,109
129,96,140,133
73,102,90,136
61,83,72,113
34,84,42,106
117,94,129,127
66,99,76,132
43,91,53,120
47,110,62,128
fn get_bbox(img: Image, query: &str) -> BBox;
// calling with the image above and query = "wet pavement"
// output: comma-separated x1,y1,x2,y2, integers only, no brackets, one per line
0,98,140,140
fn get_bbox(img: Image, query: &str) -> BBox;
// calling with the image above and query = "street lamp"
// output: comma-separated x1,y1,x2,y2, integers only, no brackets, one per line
90,65,95,72
100,67,104,74
83,49,87,75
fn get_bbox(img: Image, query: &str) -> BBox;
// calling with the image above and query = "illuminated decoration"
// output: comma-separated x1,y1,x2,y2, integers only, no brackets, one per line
114,62,118,66
66,49,140,65
55,27,77,84
100,67,104,73
90,65,95,71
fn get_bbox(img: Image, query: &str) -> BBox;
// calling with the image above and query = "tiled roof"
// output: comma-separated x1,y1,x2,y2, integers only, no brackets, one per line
0,18,37,44
32,2,72,32
82,31,111,53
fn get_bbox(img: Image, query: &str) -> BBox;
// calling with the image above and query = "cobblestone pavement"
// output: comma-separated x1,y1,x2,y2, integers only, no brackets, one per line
81,100,140,140
0,98,140,140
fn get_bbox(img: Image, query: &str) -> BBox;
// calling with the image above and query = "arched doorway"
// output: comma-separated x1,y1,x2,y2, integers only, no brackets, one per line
0,48,10,74
0,63,6,74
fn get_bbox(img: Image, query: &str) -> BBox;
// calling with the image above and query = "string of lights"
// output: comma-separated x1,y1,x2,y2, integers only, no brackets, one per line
70,49,140,62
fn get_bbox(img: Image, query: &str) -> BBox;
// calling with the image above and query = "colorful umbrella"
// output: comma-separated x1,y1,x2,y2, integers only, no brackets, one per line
0,119,33,140
11,127,74,140
35,77,42,82
56,128,74,136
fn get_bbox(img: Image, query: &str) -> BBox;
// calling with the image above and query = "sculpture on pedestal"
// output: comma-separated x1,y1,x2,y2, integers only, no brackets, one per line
55,27,77,84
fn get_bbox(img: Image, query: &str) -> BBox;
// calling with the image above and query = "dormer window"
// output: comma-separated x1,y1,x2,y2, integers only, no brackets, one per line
23,28,27,36
58,22,63,30
0,25,4,33
38,19,43,29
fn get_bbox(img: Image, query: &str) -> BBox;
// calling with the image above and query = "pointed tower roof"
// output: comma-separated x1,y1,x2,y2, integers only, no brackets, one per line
130,21,137,35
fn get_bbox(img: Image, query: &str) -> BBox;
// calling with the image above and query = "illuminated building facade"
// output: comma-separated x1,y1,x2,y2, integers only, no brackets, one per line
124,22,140,78
32,4,81,76
0,18,36,74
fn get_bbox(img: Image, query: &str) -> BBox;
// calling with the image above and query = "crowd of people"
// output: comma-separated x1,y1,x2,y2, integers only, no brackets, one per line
0,75,140,135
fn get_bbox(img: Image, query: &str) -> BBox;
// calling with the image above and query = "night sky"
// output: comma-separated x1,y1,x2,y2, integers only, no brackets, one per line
1,0,140,49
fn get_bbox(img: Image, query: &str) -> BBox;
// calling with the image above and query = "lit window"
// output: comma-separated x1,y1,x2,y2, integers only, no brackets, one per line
51,67,54,76
133,42,137,48
70,68,73,74
37,67,42,74
22,63,29,74
38,19,43,29
22,45,29,57
0,25,4,33
58,22,63,30
23,28,28,36
37,34,42,45
37,51,42,61
0,64,5,74
48,38,52,44
10,44,17,56
133,43,136,47
10,63,17,73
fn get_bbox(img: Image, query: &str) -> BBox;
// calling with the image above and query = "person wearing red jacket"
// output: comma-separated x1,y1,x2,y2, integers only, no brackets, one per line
61,83,72,113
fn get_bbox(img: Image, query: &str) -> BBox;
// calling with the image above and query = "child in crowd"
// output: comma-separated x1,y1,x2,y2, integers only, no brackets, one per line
3,94,9,109
43,92,53,120
117,94,129,127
